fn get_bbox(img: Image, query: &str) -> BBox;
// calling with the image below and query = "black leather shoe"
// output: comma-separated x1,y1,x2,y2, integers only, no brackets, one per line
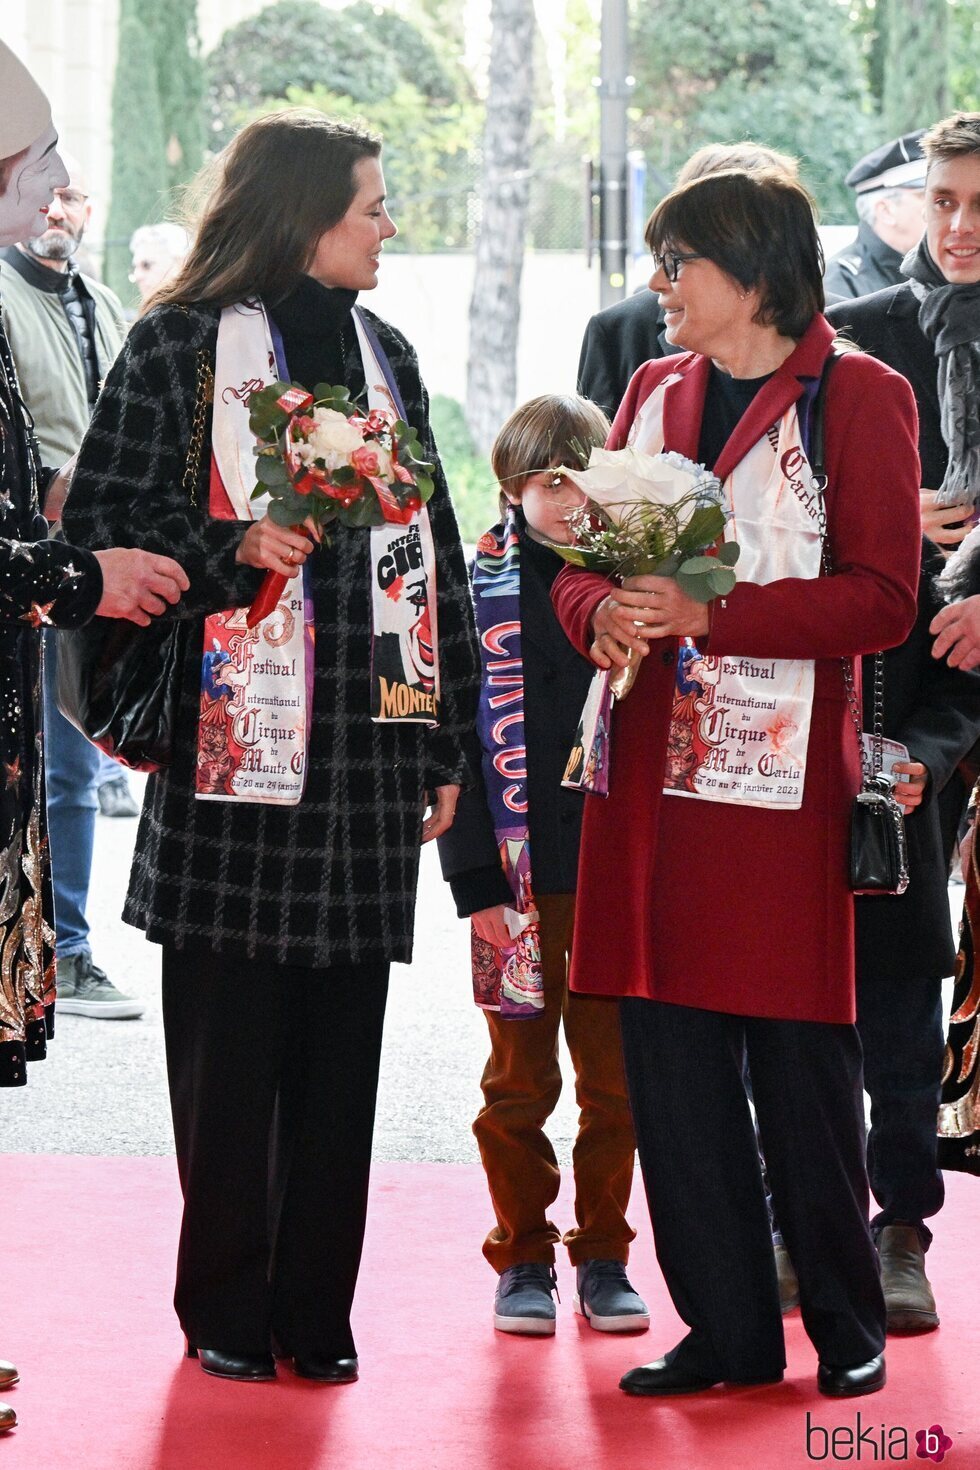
620,1357,781,1397
186,1344,276,1382
620,1359,720,1396
817,1355,886,1398
291,1354,359,1384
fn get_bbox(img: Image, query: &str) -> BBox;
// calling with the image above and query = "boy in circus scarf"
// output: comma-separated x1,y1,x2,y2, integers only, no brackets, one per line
438,395,649,1335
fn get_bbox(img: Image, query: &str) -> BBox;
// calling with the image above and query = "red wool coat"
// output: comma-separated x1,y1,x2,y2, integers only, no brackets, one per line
553,315,921,1023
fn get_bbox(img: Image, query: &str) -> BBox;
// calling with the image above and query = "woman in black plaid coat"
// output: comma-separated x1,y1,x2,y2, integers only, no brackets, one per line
63,113,479,1385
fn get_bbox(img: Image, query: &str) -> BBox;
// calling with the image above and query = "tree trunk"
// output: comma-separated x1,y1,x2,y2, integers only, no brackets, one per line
465,0,536,457
883,0,950,136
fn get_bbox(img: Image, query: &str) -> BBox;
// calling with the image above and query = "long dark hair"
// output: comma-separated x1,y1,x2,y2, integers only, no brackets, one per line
151,110,382,311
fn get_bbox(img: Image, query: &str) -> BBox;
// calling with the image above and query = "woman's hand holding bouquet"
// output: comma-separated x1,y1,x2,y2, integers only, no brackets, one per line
550,445,738,696
243,381,434,627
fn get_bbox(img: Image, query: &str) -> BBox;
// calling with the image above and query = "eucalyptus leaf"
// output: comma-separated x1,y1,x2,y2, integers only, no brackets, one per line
256,456,289,487
716,541,741,567
675,567,716,604
268,499,299,527
416,473,434,503
678,555,719,575
707,565,738,596
341,493,385,528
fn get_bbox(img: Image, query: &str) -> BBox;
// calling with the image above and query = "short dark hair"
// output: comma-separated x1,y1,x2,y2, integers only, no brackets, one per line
645,169,825,340
922,111,980,168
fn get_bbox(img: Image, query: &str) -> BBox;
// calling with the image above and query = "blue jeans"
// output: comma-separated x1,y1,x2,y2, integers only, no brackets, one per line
42,632,105,957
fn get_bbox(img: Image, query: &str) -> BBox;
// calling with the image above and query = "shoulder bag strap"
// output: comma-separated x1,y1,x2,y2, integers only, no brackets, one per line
810,349,883,789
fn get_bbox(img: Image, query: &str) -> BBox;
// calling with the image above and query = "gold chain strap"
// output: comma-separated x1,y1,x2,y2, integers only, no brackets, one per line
181,349,213,508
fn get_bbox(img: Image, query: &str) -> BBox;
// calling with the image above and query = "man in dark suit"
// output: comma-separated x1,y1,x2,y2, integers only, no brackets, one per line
825,110,980,1334
577,143,799,419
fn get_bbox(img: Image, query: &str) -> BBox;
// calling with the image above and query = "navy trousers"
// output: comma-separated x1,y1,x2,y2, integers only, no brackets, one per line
857,971,945,1246
619,998,886,1381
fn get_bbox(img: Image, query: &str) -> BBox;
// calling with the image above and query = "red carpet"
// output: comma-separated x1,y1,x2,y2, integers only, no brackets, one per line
1,1155,976,1469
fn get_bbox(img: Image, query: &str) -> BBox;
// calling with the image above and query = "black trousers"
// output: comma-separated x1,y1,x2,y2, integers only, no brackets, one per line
857,971,945,1244
619,998,886,1382
161,942,390,1358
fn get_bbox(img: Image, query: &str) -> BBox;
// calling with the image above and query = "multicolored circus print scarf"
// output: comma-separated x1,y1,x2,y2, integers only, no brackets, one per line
470,509,544,1017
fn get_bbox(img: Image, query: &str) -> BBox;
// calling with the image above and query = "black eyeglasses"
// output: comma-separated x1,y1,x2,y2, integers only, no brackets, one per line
651,249,703,282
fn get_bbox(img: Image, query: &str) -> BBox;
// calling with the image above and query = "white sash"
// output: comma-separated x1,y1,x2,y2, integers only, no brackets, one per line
195,301,439,809
629,377,821,811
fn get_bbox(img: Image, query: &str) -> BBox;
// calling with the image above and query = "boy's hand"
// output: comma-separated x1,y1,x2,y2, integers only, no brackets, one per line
472,904,512,949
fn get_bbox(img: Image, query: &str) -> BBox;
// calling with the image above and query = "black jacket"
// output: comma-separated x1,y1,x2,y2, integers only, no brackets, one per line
826,283,945,489
438,528,593,916
823,221,906,305
825,290,975,976
64,287,479,969
577,289,672,419
856,544,980,981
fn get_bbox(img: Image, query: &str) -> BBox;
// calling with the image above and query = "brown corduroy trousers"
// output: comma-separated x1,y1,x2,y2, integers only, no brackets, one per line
473,892,637,1272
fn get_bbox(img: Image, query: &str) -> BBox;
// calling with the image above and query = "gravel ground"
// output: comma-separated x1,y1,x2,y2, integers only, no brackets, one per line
2,778,581,1164
5,776,962,1163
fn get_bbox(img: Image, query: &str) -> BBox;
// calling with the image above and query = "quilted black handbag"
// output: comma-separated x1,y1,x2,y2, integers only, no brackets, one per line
55,350,210,772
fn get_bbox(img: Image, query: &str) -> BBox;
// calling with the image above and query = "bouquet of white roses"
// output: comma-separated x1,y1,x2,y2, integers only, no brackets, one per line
552,445,739,604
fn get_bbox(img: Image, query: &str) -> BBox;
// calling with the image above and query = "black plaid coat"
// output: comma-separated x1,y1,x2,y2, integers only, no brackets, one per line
63,301,479,968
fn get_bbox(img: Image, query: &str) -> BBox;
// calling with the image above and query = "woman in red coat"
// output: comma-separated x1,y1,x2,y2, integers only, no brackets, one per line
553,169,921,1399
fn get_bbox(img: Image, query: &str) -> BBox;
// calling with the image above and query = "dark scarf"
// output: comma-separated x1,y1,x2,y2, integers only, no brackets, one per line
267,276,360,398
901,236,980,506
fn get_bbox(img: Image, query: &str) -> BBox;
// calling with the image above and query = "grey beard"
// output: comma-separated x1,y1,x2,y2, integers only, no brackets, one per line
27,230,79,262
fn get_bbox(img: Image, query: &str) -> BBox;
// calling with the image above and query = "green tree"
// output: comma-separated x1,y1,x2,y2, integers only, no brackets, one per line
266,82,479,250
207,0,459,147
631,0,877,220
156,0,205,189
882,0,950,134
950,0,980,111
105,2,168,298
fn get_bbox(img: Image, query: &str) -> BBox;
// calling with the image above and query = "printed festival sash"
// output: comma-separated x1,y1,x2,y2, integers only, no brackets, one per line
195,301,440,806
470,511,544,1017
632,377,822,811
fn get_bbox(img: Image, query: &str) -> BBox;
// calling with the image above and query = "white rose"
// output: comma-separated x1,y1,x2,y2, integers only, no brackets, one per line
307,407,366,470
371,444,393,480
560,446,716,528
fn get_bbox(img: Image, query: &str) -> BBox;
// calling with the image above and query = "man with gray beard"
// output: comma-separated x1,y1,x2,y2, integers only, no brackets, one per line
0,156,143,1018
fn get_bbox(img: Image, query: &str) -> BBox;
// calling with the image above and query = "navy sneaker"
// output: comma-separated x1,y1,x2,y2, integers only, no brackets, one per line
493,1263,558,1335
574,1259,650,1332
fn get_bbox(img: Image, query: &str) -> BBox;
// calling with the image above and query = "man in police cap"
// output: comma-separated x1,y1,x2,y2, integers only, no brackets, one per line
824,131,927,301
